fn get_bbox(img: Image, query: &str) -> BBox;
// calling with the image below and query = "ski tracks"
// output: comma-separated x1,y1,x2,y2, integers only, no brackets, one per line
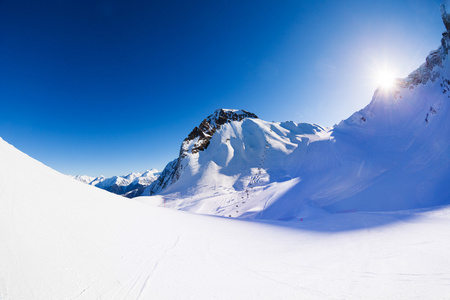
121,234,183,300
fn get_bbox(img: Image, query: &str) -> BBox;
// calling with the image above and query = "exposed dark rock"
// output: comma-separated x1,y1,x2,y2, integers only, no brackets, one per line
146,159,178,196
183,109,258,155
441,4,450,32
123,183,148,198
106,184,124,195
147,109,258,195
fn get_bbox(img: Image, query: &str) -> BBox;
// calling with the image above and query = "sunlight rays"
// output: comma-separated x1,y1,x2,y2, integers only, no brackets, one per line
374,67,397,90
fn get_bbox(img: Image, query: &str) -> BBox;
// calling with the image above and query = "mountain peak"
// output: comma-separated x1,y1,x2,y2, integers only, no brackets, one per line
183,109,258,155
209,109,258,124
145,109,258,195
441,4,450,32
394,8,450,89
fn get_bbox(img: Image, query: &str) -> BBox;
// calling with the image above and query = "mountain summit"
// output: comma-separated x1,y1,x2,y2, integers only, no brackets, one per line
146,108,259,195
183,109,258,155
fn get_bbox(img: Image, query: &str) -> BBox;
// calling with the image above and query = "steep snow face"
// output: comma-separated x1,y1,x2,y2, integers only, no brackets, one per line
71,169,160,198
324,8,450,213
143,8,450,220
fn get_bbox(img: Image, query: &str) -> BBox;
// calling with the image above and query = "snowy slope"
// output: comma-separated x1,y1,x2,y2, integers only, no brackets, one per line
143,100,449,219
142,10,450,220
1,136,450,299
71,170,160,198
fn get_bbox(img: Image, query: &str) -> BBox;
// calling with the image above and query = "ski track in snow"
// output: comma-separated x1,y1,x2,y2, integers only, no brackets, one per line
135,234,182,299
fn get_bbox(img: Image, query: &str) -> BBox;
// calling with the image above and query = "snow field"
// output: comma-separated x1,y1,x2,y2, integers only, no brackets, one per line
2,136,450,299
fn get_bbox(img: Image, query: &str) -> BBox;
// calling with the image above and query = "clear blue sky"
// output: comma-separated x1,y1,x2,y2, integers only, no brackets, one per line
0,0,444,177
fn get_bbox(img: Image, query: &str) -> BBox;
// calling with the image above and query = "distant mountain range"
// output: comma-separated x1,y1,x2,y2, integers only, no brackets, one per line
70,170,160,198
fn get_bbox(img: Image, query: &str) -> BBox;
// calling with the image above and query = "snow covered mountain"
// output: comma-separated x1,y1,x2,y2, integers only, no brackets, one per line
146,109,258,195
143,7,450,220
2,6,450,299
71,169,160,198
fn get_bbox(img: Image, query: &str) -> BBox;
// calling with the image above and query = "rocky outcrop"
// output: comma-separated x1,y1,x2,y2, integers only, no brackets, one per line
144,159,178,196
146,109,258,195
400,5,450,89
183,109,258,155
441,4,450,33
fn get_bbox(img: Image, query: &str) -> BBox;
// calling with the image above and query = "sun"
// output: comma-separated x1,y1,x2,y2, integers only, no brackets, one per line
374,68,397,90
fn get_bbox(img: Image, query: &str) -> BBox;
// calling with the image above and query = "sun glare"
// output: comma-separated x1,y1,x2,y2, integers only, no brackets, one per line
374,68,396,90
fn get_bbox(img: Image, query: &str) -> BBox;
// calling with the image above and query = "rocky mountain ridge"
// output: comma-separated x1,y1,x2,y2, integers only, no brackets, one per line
145,109,258,195
183,109,258,155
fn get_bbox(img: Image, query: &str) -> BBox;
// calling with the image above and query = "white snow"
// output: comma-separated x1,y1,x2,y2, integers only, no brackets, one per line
1,136,450,299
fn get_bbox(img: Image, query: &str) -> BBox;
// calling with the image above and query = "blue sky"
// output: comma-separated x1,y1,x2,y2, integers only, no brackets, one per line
0,0,444,177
